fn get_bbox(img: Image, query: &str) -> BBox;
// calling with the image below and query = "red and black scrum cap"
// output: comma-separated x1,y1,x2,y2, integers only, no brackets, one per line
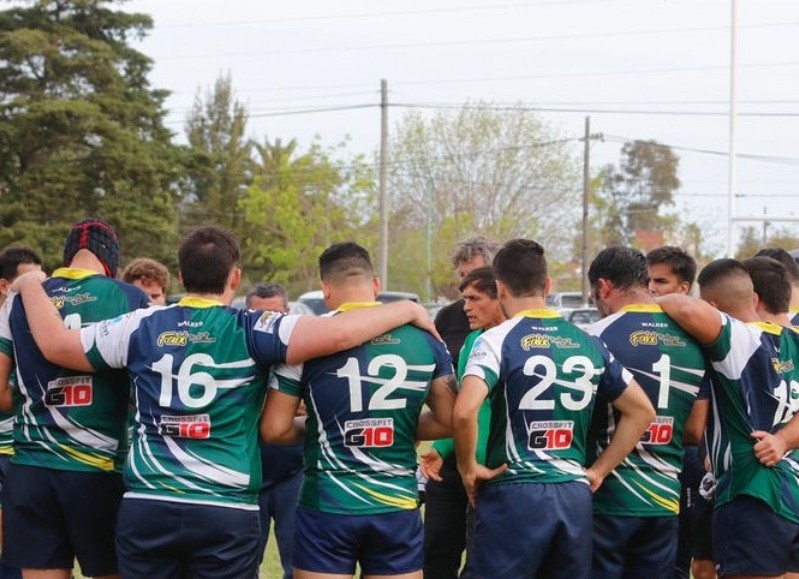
62,218,120,277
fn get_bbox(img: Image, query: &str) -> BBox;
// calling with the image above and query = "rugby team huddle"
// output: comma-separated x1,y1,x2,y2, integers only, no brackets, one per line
0,218,797,579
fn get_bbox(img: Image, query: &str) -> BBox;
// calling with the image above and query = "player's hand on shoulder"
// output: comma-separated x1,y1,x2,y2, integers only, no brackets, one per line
9,269,47,292
406,302,441,340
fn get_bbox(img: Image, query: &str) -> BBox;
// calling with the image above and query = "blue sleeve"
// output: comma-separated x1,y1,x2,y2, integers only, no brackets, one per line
241,309,291,368
427,332,455,380
592,336,628,402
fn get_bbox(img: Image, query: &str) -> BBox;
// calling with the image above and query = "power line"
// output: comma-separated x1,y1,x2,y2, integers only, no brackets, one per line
153,0,615,28
152,22,799,60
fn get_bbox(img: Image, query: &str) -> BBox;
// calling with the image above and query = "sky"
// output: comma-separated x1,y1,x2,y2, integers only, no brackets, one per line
125,0,799,256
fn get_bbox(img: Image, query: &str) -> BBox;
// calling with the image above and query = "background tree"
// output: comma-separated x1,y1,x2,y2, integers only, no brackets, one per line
596,140,681,246
183,72,252,233
735,225,799,259
237,137,377,296
387,104,581,298
0,0,182,270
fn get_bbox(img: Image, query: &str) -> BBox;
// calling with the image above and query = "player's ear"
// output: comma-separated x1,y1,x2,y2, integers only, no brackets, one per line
0,278,9,297
496,279,507,302
321,280,332,301
228,267,241,292
372,275,380,297
544,276,552,297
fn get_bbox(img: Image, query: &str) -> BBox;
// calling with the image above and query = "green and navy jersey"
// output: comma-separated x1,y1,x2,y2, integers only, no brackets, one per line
790,306,799,328
0,268,148,473
704,314,799,523
463,309,631,486
585,305,706,516
0,409,13,455
81,297,299,510
274,303,454,516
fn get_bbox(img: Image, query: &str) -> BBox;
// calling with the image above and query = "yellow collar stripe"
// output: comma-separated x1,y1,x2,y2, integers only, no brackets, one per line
336,301,381,312
515,309,562,319
178,296,224,308
52,267,99,280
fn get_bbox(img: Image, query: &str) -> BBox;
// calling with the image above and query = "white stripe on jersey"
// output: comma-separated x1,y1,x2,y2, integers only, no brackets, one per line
712,315,762,381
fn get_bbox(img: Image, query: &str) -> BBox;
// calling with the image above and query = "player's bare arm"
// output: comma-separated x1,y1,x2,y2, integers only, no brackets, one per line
285,300,437,365
752,412,799,467
10,270,93,372
683,398,709,445
453,375,507,506
656,294,724,346
585,378,655,492
261,388,304,444
416,373,457,440
0,353,13,412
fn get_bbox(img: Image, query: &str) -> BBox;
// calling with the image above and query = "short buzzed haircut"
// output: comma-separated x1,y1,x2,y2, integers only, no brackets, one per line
319,242,374,282
450,237,499,269
458,266,497,299
743,256,791,315
754,248,799,287
646,246,697,288
697,258,753,308
123,258,171,293
589,246,648,291
493,239,547,298
245,282,289,310
0,247,42,281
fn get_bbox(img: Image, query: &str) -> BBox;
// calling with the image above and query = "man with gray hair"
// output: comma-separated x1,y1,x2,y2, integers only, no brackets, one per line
425,235,498,579
245,282,302,579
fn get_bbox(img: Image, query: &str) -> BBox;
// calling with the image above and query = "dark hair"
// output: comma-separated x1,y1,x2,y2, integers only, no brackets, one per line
246,282,288,309
178,226,240,294
493,239,547,297
450,237,500,269
63,217,120,277
697,258,748,289
122,258,170,292
754,248,799,286
588,246,648,291
646,246,697,286
0,247,42,281
319,242,373,282
743,256,791,314
458,266,497,299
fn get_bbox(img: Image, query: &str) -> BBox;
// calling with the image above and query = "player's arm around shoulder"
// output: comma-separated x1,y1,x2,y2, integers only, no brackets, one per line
587,377,655,492
655,294,723,346
10,270,92,372
285,300,436,365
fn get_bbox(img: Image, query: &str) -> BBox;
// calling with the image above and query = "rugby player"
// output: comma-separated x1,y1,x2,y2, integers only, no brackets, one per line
121,257,171,306
752,248,799,327
9,227,438,579
587,246,705,579
0,219,149,579
0,246,42,579
658,259,799,579
264,242,456,579
645,246,715,579
426,237,498,579
246,282,302,579
454,238,654,579
646,246,697,298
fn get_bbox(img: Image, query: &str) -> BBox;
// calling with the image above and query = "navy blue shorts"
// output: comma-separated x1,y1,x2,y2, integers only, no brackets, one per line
714,495,799,576
464,481,592,579
293,507,423,575
2,463,123,576
592,514,678,579
116,498,260,579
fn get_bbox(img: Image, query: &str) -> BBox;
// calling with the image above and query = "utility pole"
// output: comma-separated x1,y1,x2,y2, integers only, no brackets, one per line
379,79,389,289
580,118,602,306
726,0,739,257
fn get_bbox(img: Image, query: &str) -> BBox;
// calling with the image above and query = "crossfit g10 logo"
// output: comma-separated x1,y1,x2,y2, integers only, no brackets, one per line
527,420,574,451
45,376,93,407
344,418,395,448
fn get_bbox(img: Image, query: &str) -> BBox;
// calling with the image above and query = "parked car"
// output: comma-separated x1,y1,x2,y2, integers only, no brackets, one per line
292,290,420,316
546,291,594,309
558,307,601,328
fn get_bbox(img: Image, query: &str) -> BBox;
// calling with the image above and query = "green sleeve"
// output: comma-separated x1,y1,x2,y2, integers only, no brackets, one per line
432,437,455,459
457,330,483,379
